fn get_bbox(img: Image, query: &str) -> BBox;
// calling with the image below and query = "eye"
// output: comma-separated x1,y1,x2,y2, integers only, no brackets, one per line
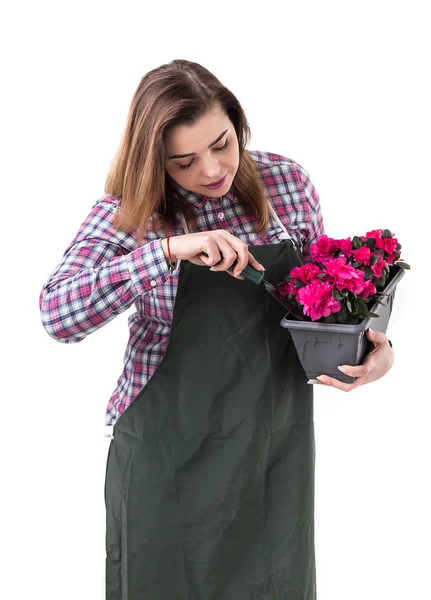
215,139,230,152
179,139,230,170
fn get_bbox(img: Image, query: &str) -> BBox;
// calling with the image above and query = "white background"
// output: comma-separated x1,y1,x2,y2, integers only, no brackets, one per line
2,1,429,598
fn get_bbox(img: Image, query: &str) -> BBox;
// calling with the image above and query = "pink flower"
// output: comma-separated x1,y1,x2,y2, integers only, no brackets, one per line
359,280,377,299
363,229,383,241
297,280,341,321
323,256,366,294
352,246,372,265
375,235,398,255
335,238,354,256
371,254,387,278
278,281,298,296
310,235,338,262
290,263,321,284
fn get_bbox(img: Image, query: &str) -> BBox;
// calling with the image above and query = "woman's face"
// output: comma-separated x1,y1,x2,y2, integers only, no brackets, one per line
164,106,240,198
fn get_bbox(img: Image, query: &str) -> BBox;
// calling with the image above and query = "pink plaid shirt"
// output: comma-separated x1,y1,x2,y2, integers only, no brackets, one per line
39,150,325,425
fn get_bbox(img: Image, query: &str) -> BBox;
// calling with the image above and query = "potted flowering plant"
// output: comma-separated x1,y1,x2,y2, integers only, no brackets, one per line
278,229,410,383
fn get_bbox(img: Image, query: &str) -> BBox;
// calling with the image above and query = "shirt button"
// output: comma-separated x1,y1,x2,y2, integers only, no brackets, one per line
150,280,157,287
218,212,224,220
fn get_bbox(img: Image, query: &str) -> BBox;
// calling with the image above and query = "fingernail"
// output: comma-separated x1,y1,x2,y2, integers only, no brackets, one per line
210,267,218,272
307,379,322,385
369,328,374,335
258,263,265,270
234,270,242,277
316,375,327,383
337,366,347,373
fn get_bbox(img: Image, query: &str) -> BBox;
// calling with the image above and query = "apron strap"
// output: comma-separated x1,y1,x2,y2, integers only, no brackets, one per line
179,213,190,234
267,198,292,240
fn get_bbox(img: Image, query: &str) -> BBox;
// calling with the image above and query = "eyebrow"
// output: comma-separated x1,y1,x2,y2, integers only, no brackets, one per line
168,129,229,159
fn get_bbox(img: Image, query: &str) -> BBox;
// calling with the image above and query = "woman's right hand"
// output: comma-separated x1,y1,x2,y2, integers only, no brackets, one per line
161,230,265,279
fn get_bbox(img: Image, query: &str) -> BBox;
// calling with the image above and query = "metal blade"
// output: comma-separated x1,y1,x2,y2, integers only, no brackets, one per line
262,279,305,320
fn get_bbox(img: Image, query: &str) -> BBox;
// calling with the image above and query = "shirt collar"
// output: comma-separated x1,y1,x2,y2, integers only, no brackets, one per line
168,175,235,209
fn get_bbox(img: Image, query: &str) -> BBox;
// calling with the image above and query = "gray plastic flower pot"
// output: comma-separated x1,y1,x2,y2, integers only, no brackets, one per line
280,266,405,383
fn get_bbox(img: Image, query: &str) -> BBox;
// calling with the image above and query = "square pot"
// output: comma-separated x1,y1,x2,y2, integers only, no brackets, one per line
280,265,405,383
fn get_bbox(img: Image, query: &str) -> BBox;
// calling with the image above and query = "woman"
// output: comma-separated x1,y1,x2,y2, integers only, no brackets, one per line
39,59,394,599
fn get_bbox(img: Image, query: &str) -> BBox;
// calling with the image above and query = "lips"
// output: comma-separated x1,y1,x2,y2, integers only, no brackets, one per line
207,175,224,185
203,173,227,188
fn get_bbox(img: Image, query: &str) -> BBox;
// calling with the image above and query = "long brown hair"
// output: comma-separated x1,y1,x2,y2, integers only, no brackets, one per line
105,59,270,248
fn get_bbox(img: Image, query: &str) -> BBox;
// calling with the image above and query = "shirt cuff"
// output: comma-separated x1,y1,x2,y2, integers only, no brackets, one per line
125,239,178,295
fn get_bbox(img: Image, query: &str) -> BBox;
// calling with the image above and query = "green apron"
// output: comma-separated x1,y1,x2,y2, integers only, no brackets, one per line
104,238,316,599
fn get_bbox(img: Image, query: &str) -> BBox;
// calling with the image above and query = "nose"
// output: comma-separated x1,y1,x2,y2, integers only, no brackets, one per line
200,154,222,180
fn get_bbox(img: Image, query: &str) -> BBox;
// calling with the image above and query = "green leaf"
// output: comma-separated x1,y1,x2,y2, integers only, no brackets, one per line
352,236,364,249
332,288,344,301
336,305,350,324
322,314,338,323
337,315,349,325
395,261,411,270
365,238,375,249
346,298,352,312
373,292,389,303
374,274,386,287
370,255,381,265
364,267,374,280
352,260,363,268
347,316,361,325
355,298,368,312
365,312,380,318
372,298,387,306
382,229,392,239
396,243,402,250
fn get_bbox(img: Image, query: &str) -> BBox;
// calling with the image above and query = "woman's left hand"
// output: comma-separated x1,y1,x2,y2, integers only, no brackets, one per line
309,328,395,392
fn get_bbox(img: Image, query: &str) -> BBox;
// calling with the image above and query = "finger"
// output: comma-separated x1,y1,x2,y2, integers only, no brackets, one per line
190,253,244,277
337,364,369,378
224,238,265,275
246,251,265,273
228,242,249,276
224,271,245,280
213,231,249,273
188,256,210,267
316,374,361,392
210,237,238,272
366,328,387,346
200,239,222,267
